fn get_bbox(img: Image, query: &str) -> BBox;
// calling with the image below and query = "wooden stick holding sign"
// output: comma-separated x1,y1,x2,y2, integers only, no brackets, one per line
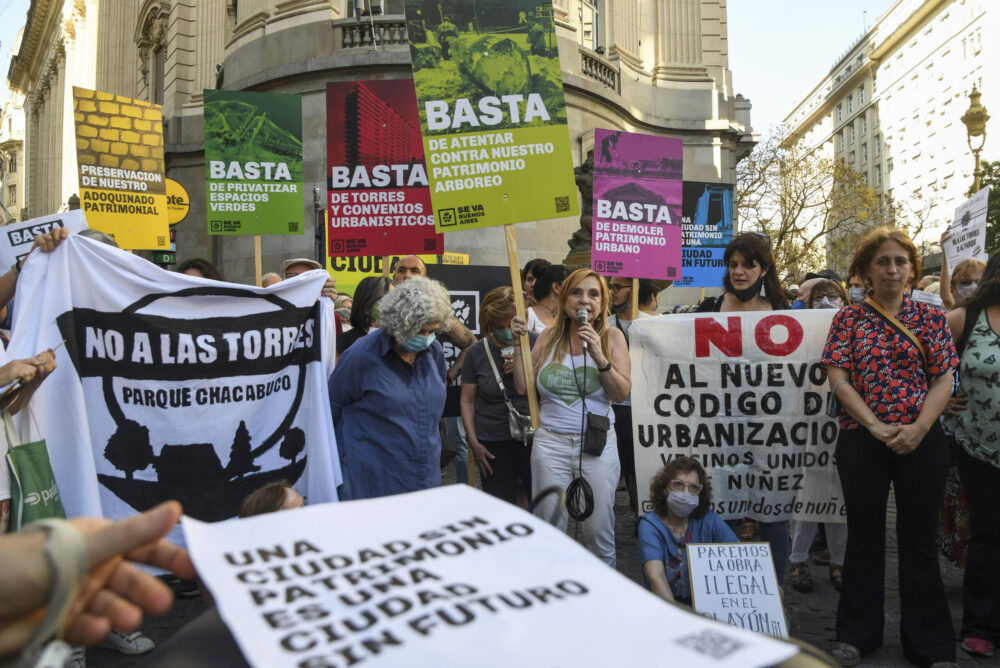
381,255,392,279
504,225,540,429
631,277,639,320
254,235,262,287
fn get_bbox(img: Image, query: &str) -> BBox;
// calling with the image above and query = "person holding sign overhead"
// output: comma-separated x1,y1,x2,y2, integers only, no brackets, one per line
639,458,737,605
822,228,958,668
511,268,630,567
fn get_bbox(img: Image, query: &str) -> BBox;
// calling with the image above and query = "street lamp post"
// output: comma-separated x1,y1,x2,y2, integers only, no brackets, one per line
961,86,990,193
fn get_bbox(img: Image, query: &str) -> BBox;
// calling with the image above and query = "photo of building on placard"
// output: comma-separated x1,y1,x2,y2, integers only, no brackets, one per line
405,0,578,231
591,129,683,280
72,87,169,250
326,80,442,256
203,89,304,236
675,181,734,288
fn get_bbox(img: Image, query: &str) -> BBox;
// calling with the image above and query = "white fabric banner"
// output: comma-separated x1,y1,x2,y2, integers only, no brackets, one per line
183,485,798,668
7,236,340,544
631,311,845,523
0,209,89,271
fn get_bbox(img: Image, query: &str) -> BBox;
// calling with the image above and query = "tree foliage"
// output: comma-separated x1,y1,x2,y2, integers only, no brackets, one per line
736,132,929,281
227,420,260,479
279,428,306,464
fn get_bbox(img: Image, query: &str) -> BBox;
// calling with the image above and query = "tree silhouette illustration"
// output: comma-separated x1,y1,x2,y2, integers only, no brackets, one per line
104,419,154,481
279,428,305,464
227,420,261,479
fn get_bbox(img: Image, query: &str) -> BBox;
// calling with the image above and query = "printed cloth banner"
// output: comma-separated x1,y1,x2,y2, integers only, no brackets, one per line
0,210,89,271
326,80,442,256
405,2,579,231
183,485,799,668
72,87,170,250
7,237,340,544
631,311,845,523
204,89,304,235
675,181,734,288
591,129,683,280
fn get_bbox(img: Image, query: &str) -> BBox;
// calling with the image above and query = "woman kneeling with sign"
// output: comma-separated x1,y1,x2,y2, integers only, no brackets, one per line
822,228,957,667
639,457,737,605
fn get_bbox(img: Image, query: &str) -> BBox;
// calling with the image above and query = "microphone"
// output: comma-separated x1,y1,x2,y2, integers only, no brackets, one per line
577,308,588,351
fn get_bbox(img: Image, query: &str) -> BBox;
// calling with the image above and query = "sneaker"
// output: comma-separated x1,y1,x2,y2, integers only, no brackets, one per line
961,637,994,657
64,646,85,668
99,630,155,655
790,562,814,593
828,642,861,667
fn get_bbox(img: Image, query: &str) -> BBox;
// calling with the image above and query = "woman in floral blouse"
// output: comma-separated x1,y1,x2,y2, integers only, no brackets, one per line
822,228,958,668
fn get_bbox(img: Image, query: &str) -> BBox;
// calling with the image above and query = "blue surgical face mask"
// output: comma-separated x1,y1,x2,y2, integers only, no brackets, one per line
402,332,436,353
666,490,700,518
848,287,865,303
493,328,514,345
792,299,805,310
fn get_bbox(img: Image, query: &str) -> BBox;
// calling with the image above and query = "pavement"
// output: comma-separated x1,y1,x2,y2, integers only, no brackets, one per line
86,470,1000,668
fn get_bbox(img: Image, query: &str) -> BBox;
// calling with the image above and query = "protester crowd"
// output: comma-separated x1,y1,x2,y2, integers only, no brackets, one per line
0,223,997,668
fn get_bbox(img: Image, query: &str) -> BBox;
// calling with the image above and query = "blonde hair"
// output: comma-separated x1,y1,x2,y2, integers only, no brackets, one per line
538,268,612,367
952,259,986,287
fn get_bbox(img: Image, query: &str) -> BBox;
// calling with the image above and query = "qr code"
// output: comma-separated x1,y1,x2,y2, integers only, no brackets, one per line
668,267,677,278
554,195,570,213
674,629,746,661
288,222,300,232
156,236,166,246
424,238,437,251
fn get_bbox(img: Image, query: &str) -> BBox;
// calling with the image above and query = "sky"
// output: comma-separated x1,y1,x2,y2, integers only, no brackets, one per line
0,0,29,107
727,0,897,137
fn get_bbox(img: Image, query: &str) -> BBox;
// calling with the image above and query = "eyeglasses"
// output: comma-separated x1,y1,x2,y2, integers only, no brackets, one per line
744,230,771,247
609,284,631,292
669,479,703,494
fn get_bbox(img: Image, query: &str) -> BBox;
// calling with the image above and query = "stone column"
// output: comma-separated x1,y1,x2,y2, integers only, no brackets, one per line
606,0,642,68
654,0,709,81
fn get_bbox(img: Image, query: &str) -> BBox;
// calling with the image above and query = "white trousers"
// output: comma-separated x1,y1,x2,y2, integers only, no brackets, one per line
531,426,621,567
789,520,848,566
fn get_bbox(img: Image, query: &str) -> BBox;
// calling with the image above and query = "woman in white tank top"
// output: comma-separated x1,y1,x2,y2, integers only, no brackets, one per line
511,268,631,566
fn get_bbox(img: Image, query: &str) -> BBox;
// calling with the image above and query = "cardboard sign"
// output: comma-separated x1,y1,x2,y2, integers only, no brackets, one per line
204,89,304,235
72,87,170,250
688,542,787,639
631,311,846,522
944,186,991,266
675,181,734,288
183,485,798,668
326,80,442,256
0,210,88,271
591,129,683,280
405,1,579,231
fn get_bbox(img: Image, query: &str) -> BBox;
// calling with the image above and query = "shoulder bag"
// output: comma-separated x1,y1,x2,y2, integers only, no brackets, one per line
483,340,534,446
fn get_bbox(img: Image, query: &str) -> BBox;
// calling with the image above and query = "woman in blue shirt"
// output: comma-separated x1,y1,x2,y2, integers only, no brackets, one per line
329,277,452,499
639,457,737,604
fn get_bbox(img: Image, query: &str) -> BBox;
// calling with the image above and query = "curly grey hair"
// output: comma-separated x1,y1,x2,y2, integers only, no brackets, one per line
378,276,454,343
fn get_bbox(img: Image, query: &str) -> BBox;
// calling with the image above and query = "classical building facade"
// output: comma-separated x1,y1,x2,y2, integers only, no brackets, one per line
7,0,754,287
0,90,25,223
784,0,998,259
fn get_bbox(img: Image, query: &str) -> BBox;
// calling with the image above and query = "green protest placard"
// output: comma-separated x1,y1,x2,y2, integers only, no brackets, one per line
406,2,579,232
203,89,304,235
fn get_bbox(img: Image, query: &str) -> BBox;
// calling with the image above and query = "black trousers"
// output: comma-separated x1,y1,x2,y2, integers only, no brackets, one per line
955,443,1000,643
835,423,955,665
612,404,635,480
479,438,532,506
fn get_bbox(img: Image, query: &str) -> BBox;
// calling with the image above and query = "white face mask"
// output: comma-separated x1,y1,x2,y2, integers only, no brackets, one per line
666,490,700,518
956,282,978,300
815,296,841,309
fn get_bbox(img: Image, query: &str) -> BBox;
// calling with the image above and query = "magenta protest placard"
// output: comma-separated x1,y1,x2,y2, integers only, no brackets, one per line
591,130,683,280
326,80,443,256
